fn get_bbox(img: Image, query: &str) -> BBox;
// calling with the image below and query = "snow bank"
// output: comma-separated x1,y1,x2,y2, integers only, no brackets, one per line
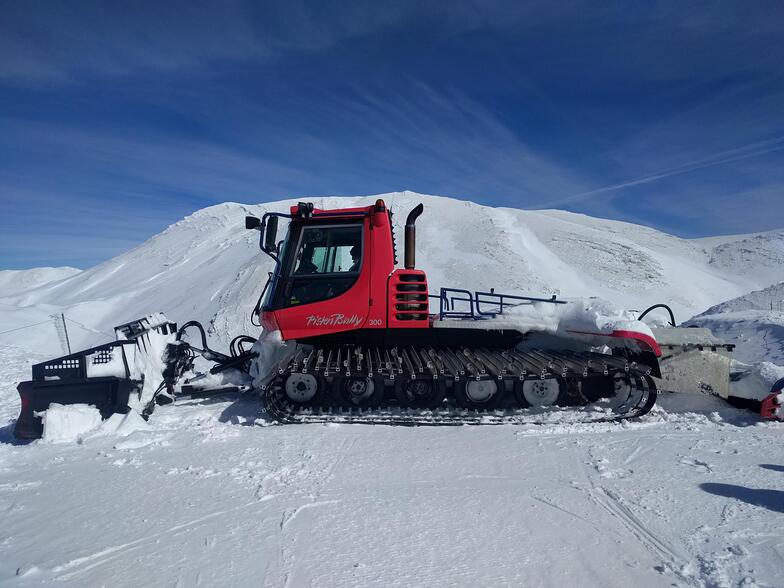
39,404,103,443
556,297,654,338
456,296,655,345
730,361,784,400
686,310,784,365
698,281,784,315
92,410,150,437
127,327,176,412
39,405,150,444
0,266,81,297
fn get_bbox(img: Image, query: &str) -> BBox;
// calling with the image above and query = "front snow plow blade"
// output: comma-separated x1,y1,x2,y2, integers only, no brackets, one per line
651,326,735,398
14,315,178,439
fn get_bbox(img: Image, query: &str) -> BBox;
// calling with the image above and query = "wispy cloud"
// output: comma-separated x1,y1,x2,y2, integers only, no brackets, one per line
0,80,592,267
534,135,784,208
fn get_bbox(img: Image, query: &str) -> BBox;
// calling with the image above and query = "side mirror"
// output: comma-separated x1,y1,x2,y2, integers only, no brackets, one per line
263,216,278,252
245,216,261,230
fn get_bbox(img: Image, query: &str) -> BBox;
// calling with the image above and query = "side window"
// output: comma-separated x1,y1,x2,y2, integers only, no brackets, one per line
293,225,362,275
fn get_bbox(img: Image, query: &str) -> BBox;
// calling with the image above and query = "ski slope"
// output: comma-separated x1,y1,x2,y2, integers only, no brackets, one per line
1,192,784,587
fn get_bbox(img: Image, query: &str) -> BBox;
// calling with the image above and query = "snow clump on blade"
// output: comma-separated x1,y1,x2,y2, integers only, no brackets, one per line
38,403,103,443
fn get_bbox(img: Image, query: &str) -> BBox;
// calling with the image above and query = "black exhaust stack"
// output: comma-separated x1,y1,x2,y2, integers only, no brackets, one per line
404,204,424,270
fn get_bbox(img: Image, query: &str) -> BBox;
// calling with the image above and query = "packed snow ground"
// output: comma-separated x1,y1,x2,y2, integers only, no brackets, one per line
2,193,784,587
0,346,782,587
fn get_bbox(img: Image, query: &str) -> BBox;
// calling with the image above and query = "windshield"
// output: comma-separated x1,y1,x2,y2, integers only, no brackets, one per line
293,225,362,275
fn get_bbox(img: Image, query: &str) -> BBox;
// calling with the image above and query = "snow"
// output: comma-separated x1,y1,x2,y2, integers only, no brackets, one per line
83,346,128,378
0,381,782,586
250,329,295,387
436,296,656,357
730,361,784,400
0,267,81,298
126,326,175,412
38,404,103,444
1,192,784,586
685,283,784,365
439,295,652,337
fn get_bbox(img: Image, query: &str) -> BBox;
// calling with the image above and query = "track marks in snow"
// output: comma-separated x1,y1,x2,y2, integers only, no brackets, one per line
588,445,634,479
578,435,779,588
279,500,341,531
590,486,686,564
275,500,342,588
592,456,634,479
258,436,358,588
581,444,701,586
623,442,653,465
679,456,714,473
52,499,273,581
0,481,41,492
682,524,761,588
529,494,600,530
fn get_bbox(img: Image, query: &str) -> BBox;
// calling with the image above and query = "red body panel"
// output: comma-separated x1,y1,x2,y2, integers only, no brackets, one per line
609,329,662,357
760,378,783,420
760,393,781,420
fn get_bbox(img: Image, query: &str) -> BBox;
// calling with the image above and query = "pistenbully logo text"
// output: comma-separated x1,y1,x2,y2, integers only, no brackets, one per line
305,313,363,328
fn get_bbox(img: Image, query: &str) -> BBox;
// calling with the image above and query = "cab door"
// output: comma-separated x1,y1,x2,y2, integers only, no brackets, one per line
269,220,371,340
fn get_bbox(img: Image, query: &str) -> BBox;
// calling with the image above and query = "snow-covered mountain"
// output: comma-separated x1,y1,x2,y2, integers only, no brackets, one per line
696,281,784,315
2,192,783,356
685,282,784,364
0,267,81,297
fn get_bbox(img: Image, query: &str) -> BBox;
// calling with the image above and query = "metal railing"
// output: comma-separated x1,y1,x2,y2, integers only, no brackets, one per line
429,287,565,320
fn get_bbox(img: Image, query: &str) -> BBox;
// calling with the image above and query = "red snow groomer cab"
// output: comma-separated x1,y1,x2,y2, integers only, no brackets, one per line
245,199,662,424
252,200,431,341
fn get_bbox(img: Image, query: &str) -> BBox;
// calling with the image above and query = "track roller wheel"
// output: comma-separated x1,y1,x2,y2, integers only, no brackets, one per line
455,378,504,409
579,375,616,403
283,372,324,406
395,378,444,409
580,373,636,411
334,375,384,409
515,377,563,407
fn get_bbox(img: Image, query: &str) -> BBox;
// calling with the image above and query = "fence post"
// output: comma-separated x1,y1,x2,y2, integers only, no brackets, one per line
61,314,72,354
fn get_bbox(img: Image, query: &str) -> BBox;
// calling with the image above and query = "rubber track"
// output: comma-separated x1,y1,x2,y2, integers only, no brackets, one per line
259,346,658,426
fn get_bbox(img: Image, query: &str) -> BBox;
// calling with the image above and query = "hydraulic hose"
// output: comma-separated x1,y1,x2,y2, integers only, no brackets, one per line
637,304,676,327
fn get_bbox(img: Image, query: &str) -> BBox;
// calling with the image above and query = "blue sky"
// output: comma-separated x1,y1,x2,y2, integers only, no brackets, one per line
1,1,783,269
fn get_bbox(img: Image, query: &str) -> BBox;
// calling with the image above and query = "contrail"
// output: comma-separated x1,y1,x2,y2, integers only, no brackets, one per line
534,135,784,208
